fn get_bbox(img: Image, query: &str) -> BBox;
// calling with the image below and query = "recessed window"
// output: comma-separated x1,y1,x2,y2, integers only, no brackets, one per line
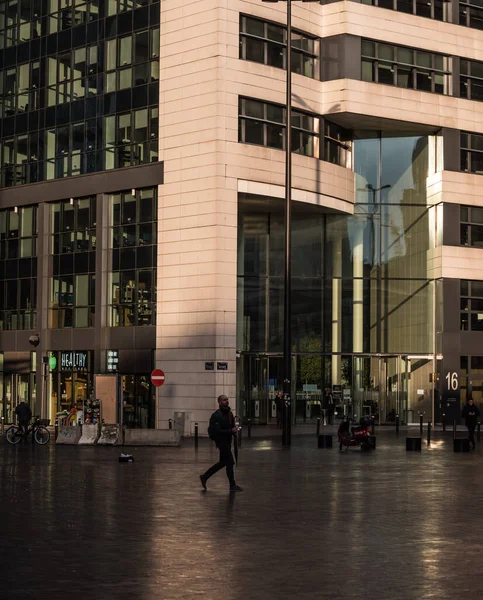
460,205,483,246
361,39,450,95
460,0,483,30
460,280,483,330
239,15,319,80
460,59,483,102
362,0,449,21
461,132,483,175
238,97,351,168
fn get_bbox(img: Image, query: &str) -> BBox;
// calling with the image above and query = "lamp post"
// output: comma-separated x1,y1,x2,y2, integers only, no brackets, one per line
262,0,319,446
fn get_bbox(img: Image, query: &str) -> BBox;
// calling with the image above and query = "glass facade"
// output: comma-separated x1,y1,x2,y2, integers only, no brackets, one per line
0,0,160,187
237,133,436,425
109,187,157,326
49,196,96,328
0,205,37,330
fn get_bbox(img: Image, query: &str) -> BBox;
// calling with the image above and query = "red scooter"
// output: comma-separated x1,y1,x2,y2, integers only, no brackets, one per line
337,415,375,451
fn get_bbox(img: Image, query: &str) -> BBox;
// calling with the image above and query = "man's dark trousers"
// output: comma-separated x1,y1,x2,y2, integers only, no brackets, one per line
203,442,235,486
468,425,476,449
18,419,29,440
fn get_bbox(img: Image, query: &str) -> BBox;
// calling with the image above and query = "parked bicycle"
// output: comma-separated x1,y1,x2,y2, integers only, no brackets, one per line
6,417,50,446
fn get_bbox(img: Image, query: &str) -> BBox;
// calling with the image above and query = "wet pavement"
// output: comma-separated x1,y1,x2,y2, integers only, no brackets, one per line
1,430,483,600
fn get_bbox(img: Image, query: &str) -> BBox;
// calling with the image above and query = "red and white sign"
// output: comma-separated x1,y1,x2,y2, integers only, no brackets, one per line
151,368,165,387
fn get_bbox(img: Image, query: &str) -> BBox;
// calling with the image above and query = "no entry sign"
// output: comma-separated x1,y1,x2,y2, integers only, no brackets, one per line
151,368,165,387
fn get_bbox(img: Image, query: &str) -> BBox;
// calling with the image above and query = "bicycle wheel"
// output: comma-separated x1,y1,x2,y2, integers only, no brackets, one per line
6,426,23,445
34,426,50,445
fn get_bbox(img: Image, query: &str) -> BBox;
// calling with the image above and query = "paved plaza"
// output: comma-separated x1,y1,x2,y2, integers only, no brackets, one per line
1,430,483,599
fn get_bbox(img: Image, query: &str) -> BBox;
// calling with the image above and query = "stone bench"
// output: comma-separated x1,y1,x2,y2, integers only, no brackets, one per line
124,429,181,447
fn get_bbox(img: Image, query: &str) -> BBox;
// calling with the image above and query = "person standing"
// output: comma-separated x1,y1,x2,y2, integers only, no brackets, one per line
15,399,32,438
200,395,243,492
462,396,480,450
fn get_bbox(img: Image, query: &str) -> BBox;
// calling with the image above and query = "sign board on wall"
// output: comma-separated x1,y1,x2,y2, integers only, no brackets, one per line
60,351,87,371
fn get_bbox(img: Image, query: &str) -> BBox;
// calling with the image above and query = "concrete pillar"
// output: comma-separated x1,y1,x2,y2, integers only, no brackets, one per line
94,192,109,374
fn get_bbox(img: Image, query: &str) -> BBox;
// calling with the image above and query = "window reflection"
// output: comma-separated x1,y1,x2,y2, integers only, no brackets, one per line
109,188,157,327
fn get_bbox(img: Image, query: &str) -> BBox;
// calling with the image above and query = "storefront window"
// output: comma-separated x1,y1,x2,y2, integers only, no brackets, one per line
48,350,93,416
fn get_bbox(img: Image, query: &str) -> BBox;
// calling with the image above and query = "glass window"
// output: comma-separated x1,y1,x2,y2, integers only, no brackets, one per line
109,189,157,327
119,35,132,67
367,0,448,21
240,15,318,80
361,39,450,95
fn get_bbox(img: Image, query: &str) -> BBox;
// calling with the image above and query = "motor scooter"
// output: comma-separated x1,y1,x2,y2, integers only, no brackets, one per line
337,415,375,451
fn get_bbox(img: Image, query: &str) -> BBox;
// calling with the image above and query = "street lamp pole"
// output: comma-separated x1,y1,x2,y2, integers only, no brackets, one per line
282,0,293,447
263,0,292,446
262,0,318,445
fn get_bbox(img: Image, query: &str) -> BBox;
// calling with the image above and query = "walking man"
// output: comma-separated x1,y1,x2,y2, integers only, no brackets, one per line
462,396,480,450
200,395,243,492
15,398,32,439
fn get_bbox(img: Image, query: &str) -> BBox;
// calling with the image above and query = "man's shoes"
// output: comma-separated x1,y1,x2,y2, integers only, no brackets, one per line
230,484,243,492
200,475,207,490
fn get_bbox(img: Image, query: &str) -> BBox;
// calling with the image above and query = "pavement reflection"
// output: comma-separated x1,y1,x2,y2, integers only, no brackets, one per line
1,431,483,599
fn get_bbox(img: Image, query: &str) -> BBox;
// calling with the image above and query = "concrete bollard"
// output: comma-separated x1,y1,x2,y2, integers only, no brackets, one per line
427,421,431,446
453,420,457,440
316,417,321,438
237,426,242,448
247,418,252,439
442,413,446,432
478,421,481,443
169,418,172,430
396,414,400,436
194,422,199,449
54,418,59,441
420,414,423,436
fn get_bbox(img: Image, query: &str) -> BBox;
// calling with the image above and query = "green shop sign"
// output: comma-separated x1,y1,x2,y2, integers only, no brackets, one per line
49,353,57,371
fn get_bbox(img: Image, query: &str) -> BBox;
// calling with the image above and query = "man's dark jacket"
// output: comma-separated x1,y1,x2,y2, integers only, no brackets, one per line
462,402,480,428
208,408,234,446
15,402,32,422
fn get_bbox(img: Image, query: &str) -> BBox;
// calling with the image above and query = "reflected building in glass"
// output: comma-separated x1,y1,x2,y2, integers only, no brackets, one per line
1,0,483,432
